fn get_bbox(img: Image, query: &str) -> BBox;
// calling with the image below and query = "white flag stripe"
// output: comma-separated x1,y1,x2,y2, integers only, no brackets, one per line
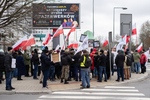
52,92,144,96
81,89,139,92
105,86,135,89
39,95,150,100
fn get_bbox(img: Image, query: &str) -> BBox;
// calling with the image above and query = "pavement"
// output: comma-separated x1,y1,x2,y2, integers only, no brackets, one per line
0,71,148,94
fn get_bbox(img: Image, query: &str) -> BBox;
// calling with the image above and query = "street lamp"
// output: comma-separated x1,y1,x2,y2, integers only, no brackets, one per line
113,7,127,42
93,0,94,37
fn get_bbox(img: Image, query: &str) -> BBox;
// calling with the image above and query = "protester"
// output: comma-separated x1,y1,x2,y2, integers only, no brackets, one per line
73,51,82,81
0,50,5,84
97,49,107,82
40,49,51,88
79,50,91,89
16,51,25,80
115,50,125,82
60,51,71,84
140,49,147,74
133,50,141,74
4,47,15,90
23,50,31,77
32,49,40,79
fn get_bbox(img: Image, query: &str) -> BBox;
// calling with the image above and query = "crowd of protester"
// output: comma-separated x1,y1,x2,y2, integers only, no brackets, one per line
0,46,147,90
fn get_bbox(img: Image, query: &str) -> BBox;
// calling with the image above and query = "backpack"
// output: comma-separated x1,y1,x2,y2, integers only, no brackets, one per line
126,54,132,66
84,56,92,68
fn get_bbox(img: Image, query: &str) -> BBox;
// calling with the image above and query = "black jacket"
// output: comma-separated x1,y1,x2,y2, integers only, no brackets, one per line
0,52,5,71
61,53,71,66
40,53,51,71
115,53,125,67
32,53,40,65
4,52,13,72
98,54,107,67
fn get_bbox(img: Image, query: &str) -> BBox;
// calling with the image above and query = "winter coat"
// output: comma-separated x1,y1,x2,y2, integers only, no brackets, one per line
0,52,5,71
32,53,40,65
4,52,13,72
115,53,125,67
133,52,140,63
40,53,51,71
140,53,147,64
23,52,31,65
98,54,107,67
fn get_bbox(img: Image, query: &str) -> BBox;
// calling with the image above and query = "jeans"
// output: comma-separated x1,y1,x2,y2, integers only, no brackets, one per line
42,69,49,87
33,64,38,79
6,71,13,89
117,67,124,81
134,62,141,73
49,65,55,80
93,67,98,77
81,69,90,88
13,68,18,77
99,66,107,81
131,62,135,72
74,63,81,81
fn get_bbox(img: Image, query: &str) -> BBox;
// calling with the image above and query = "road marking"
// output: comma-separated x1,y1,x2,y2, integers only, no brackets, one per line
52,91,144,96
39,95,150,100
81,89,139,92
105,86,135,88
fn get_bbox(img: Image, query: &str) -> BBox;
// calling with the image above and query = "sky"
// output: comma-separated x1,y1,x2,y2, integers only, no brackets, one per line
62,0,150,42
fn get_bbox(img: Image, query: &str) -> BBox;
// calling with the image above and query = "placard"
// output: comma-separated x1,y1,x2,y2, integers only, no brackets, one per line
11,58,16,68
51,53,60,63
79,34,87,42
93,41,100,48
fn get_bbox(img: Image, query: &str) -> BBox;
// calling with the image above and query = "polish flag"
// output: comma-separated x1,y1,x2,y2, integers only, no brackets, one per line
136,43,143,52
12,35,28,50
120,34,130,44
132,23,137,35
23,34,35,50
67,42,78,49
52,25,64,38
125,43,129,52
65,24,76,41
102,40,108,47
43,33,51,45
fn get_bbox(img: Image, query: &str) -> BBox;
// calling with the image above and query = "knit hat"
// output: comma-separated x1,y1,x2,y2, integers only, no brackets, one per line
7,47,12,51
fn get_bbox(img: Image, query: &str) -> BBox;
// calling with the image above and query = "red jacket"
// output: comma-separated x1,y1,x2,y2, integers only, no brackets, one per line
140,54,147,64
90,48,97,70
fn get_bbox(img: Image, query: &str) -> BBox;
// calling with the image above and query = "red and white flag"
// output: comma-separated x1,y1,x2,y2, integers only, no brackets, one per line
12,35,28,50
23,34,35,50
136,43,143,52
65,24,76,41
125,43,129,51
102,40,108,47
132,23,137,35
43,33,51,45
67,42,78,49
53,25,64,38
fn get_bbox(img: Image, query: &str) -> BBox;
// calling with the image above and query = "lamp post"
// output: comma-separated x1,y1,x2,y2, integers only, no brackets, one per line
93,0,94,37
113,7,127,42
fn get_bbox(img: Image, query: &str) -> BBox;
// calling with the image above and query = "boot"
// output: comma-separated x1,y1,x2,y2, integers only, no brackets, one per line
60,78,63,83
64,80,69,84
17,76,23,80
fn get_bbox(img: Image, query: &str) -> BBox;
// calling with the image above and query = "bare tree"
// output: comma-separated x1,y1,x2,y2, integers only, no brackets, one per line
0,0,33,28
139,20,150,50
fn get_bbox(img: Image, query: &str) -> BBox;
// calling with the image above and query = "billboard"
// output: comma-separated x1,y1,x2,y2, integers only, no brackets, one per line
32,3,80,28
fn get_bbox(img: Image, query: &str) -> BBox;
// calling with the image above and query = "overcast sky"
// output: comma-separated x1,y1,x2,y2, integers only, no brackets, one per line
62,0,150,42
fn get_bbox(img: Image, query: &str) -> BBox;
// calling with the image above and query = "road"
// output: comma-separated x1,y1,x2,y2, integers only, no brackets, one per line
0,66,150,100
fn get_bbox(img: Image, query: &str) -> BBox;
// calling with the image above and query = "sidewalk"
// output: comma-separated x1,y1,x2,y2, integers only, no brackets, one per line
0,72,148,94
